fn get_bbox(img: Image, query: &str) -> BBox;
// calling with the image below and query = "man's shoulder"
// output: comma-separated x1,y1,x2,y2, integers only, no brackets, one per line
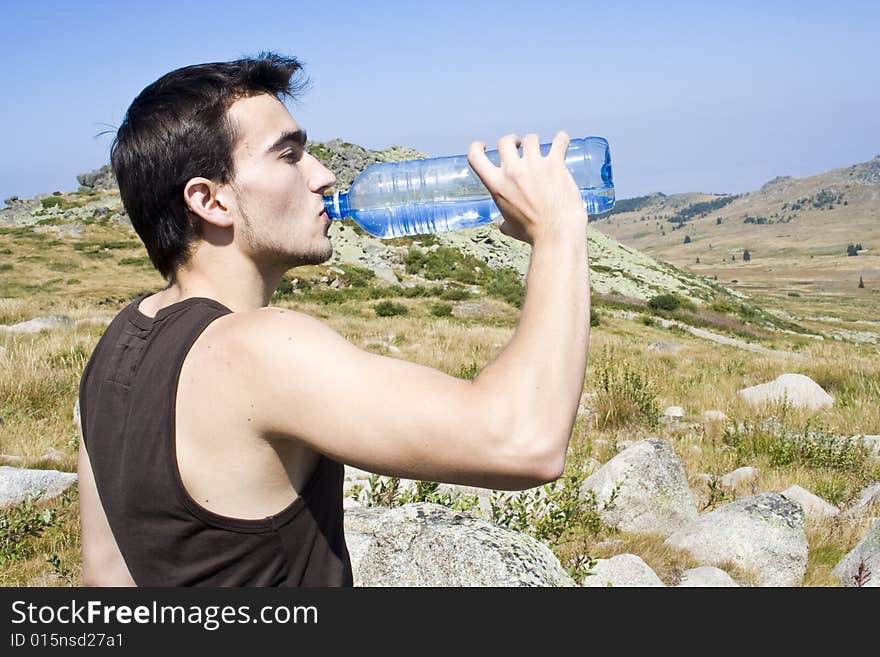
197,306,334,360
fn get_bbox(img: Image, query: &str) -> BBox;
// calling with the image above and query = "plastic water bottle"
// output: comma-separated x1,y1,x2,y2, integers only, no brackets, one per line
323,136,614,238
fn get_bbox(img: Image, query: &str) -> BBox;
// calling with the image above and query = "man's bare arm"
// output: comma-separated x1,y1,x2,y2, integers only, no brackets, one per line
236,132,589,489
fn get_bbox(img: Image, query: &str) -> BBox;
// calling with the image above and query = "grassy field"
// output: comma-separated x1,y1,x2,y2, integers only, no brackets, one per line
1,217,878,586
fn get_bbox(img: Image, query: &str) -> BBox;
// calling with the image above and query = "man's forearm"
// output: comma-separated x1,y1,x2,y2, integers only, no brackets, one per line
474,224,590,475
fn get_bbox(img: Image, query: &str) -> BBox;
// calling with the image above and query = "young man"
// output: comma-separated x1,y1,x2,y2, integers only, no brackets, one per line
77,53,591,586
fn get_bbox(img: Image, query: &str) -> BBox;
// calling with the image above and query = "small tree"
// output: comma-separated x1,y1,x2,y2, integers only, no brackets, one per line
716,217,723,225
847,244,859,257
683,235,692,244
859,276,865,289
743,249,751,262
696,257,700,264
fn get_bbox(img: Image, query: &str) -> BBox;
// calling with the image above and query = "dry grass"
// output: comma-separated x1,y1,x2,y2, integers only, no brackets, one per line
1,218,878,586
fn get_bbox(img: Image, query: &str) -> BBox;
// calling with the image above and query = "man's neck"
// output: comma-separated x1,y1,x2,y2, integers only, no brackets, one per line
159,260,287,313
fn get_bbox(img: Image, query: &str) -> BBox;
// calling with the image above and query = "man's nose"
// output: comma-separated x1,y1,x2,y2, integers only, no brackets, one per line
310,158,336,193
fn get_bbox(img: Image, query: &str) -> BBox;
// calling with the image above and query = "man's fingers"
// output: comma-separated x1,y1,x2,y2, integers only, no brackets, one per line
497,134,521,167
467,140,501,189
521,133,540,158
549,131,571,163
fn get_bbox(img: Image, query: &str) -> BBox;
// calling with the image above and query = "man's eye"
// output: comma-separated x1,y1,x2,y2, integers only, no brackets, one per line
283,150,303,163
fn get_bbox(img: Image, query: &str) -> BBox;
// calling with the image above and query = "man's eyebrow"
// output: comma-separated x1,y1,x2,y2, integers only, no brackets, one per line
266,129,308,154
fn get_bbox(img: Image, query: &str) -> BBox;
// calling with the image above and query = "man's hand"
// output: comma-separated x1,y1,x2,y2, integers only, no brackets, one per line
467,132,586,245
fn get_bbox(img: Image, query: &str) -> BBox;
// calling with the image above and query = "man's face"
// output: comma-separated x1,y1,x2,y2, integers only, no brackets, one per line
225,93,336,268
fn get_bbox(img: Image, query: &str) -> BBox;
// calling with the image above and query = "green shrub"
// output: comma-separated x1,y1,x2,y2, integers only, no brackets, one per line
592,347,660,430
647,293,681,312
430,303,453,317
440,287,471,301
337,264,376,288
374,300,408,317
590,308,600,327
457,361,479,380
354,475,479,513
41,197,63,209
404,246,482,284
481,266,524,308
0,263,12,272
0,488,76,565
119,257,152,267
400,285,433,298
723,419,875,475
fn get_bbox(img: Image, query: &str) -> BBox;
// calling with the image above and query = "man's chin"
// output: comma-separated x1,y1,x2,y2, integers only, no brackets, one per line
287,243,332,268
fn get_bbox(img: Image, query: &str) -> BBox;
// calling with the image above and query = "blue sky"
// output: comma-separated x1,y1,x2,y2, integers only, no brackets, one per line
1,0,878,206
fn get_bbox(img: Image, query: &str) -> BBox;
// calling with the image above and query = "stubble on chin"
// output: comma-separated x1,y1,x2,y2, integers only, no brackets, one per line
238,194,333,268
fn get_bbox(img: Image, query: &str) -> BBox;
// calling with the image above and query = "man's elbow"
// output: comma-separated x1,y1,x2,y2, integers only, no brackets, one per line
500,429,568,488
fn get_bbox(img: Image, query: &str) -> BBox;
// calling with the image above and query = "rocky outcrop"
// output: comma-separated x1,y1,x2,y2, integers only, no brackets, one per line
76,164,117,191
665,492,808,586
676,566,739,587
0,315,73,334
737,373,834,410
832,519,879,587
0,466,77,506
343,503,574,586
580,438,698,536
841,482,880,519
581,554,665,587
780,484,839,520
720,466,759,489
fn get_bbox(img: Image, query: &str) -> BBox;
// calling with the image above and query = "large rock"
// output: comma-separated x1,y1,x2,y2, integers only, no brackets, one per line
0,466,77,506
664,492,808,587
580,438,698,536
737,373,834,410
841,482,880,519
832,519,880,587
343,503,574,586
781,484,839,520
76,164,117,191
581,554,665,587
720,466,759,489
676,566,739,587
0,315,72,334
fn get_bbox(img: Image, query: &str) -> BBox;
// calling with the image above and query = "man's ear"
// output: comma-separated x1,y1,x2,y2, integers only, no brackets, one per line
183,177,234,228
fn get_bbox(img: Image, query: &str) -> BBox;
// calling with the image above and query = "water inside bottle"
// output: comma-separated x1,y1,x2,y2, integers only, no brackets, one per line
346,185,615,238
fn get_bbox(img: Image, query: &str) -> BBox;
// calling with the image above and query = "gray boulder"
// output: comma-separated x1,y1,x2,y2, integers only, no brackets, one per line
0,315,72,334
581,554,665,587
781,484,839,520
665,492,808,586
648,341,683,354
737,373,834,410
676,566,740,587
841,482,880,519
343,503,574,586
832,519,880,587
720,466,759,489
0,466,77,506
702,409,729,422
76,164,117,191
580,438,698,536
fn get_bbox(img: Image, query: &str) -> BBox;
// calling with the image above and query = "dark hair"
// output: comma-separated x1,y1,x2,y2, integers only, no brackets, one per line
111,52,308,281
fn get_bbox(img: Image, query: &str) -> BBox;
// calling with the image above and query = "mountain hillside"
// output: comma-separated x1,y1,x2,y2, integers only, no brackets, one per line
591,157,880,319
0,140,733,307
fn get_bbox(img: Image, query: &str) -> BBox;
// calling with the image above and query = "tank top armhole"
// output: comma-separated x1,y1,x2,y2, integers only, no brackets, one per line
165,304,322,534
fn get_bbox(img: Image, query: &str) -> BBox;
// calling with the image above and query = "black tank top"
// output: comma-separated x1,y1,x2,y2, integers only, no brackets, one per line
78,293,352,586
